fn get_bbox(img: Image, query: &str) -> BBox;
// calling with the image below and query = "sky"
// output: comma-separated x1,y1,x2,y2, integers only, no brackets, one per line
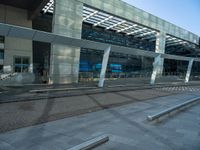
122,0,200,36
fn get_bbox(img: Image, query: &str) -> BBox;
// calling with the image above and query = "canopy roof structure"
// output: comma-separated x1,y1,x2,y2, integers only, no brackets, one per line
42,0,197,50
0,0,199,85
0,22,199,62
0,0,198,49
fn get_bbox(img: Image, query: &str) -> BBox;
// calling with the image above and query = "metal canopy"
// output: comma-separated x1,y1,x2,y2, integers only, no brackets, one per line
166,35,195,48
1,23,200,63
42,0,54,13
42,1,199,51
82,7,157,41
42,1,157,41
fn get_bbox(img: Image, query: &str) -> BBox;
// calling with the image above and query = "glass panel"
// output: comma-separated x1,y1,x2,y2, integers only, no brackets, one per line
0,50,4,59
15,57,21,64
79,48,103,82
191,62,200,81
14,64,22,72
160,59,188,83
79,48,154,85
0,36,4,43
82,24,156,52
14,56,30,73
22,58,29,64
22,64,29,72
0,65,3,71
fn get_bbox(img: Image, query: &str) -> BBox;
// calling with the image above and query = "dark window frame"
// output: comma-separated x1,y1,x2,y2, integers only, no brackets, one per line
14,56,30,73
0,49,4,59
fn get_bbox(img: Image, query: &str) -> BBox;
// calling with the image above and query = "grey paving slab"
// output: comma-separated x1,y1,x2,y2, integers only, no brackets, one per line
20,145,49,150
0,140,15,150
0,90,200,150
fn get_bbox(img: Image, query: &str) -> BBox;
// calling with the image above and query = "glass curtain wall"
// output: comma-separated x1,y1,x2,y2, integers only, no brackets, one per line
79,48,154,85
159,59,188,83
190,62,200,81
82,23,155,52
79,48,103,82
104,54,153,85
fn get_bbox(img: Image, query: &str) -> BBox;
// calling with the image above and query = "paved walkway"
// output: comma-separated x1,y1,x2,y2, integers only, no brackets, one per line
0,91,200,150
157,85,200,92
1,82,200,104
0,87,178,133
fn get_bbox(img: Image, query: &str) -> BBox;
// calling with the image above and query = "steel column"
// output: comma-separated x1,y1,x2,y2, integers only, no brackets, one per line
98,46,111,87
185,58,194,83
150,54,161,85
154,32,166,75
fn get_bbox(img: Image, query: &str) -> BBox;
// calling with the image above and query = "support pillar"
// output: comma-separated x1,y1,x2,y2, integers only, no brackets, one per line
150,32,166,84
98,46,111,88
150,54,161,85
185,58,194,83
50,0,83,84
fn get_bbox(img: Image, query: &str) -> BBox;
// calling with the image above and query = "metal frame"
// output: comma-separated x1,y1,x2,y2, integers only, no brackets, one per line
1,23,200,86
166,35,195,48
42,1,198,52
42,2,158,41
82,6,157,40
42,0,54,13
1,23,199,63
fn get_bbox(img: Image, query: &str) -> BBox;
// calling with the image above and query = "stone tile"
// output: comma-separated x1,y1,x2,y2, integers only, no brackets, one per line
0,140,15,150
89,93,132,106
20,145,49,150
0,90,200,150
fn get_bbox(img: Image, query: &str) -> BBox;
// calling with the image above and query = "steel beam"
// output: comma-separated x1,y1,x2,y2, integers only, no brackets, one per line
28,0,49,20
0,23,200,63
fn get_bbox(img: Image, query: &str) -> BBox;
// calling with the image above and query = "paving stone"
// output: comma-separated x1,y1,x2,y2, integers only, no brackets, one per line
0,140,15,150
0,87,200,149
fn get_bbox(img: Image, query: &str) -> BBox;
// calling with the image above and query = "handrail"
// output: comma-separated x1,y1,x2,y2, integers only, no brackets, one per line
147,96,200,121
67,135,109,150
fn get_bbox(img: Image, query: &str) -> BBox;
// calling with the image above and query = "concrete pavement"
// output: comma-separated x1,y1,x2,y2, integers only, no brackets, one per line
0,90,200,150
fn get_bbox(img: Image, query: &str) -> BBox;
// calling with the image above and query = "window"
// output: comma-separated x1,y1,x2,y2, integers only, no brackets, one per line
14,56,30,73
0,50,4,59
0,65,3,71
0,36,4,43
